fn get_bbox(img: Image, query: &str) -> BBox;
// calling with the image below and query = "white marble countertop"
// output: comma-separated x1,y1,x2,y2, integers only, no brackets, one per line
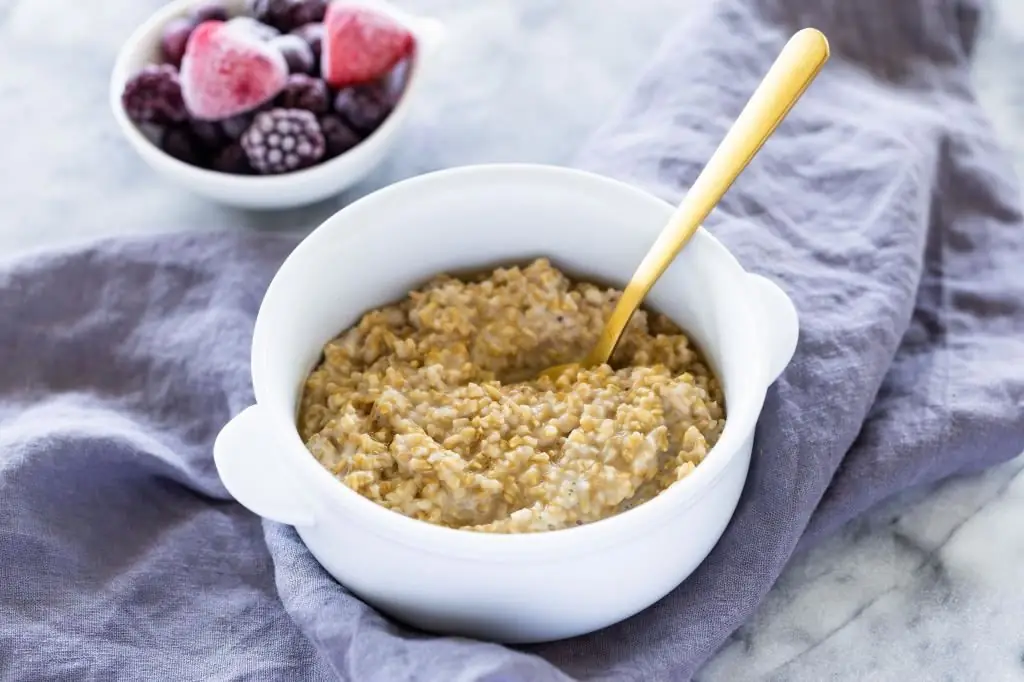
2,1,1023,680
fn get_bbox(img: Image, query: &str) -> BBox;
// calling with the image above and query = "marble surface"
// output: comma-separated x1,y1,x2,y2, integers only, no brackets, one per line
2,0,1023,680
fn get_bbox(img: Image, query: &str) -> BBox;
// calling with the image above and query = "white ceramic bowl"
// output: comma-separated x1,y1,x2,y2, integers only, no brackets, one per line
213,163,799,643
110,0,444,210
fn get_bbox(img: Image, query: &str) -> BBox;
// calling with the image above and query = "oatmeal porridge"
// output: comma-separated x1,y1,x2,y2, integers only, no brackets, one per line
298,258,725,533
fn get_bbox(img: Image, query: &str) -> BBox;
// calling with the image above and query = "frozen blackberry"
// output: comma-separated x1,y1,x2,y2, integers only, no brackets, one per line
191,1,229,23
291,23,324,64
333,83,393,134
271,34,315,74
161,127,208,167
241,108,325,174
278,74,329,113
122,64,188,125
212,143,255,174
319,114,361,158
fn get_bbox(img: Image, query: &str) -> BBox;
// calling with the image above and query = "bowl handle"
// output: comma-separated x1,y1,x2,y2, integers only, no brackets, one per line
747,273,799,383
213,405,315,527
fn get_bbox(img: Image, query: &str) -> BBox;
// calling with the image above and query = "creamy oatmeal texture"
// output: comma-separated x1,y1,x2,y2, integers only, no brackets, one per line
299,259,725,533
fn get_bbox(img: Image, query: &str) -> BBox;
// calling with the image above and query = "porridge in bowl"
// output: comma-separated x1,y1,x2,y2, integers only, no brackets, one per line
298,258,725,533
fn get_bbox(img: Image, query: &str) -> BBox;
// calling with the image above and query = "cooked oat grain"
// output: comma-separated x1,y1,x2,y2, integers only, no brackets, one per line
299,258,725,533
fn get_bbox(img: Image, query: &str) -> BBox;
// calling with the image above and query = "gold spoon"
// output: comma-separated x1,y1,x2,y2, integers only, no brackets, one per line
539,28,830,381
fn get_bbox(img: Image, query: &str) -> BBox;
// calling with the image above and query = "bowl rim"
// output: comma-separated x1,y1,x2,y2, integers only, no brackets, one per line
250,163,771,559
108,0,441,188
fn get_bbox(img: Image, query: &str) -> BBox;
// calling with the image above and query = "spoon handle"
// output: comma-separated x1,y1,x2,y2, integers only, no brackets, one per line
585,28,830,368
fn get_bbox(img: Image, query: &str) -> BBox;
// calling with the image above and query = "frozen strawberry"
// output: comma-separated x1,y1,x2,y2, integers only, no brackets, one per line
226,16,280,42
321,3,414,88
180,20,289,121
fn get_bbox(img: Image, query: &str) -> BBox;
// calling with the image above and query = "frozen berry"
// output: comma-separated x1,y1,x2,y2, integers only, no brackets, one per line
333,83,392,134
319,114,360,158
241,108,325,174
189,119,229,150
289,0,327,27
322,4,414,87
220,113,255,140
248,0,298,31
271,34,315,74
180,20,289,120
212,143,255,174
383,58,410,99
226,16,280,42
161,127,208,166
191,1,229,23
278,74,329,113
220,114,254,140
122,64,188,125
160,17,197,67
291,23,324,65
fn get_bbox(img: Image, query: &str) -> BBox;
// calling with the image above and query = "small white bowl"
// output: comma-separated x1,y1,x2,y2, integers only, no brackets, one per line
110,0,444,210
213,164,799,642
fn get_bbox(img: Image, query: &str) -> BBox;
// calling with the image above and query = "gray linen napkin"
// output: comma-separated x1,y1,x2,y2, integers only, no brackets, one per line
2,0,1023,680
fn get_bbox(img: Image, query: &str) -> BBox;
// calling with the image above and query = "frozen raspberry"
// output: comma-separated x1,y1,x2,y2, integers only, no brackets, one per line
319,114,361,158
278,74,329,113
122,64,188,125
212,143,255,174
226,16,280,42
191,1,229,23
161,127,208,166
291,23,324,65
160,17,196,67
180,20,289,120
241,108,325,174
322,4,414,87
271,34,315,74
333,82,392,134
